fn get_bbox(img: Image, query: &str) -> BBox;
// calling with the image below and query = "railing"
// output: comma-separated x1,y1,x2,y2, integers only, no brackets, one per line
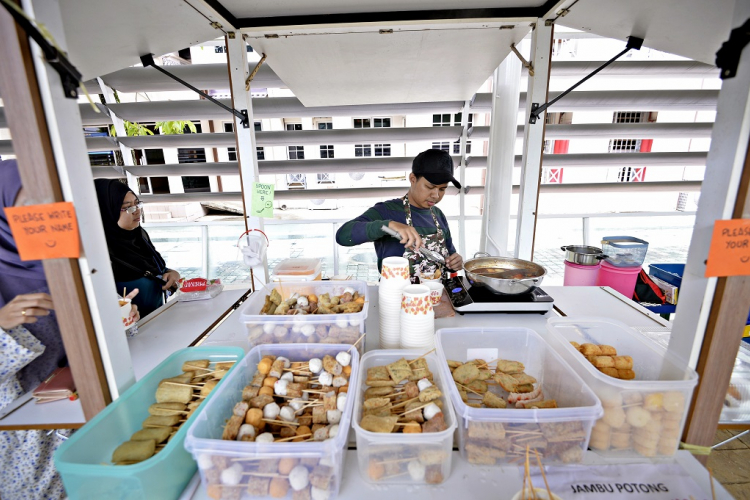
142,211,696,285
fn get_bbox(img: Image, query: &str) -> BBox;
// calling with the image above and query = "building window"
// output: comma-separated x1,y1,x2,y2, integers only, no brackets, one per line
433,114,451,127
354,117,390,158
317,121,333,130
286,123,302,131
355,144,372,157
288,146,305,160
433,113,472,154
609,139,641,153
609,112,648,153
374,144,391,157
431,142,450,151
225,121,264,161
286,173,306,189
320,145,334,159
317,173,334,184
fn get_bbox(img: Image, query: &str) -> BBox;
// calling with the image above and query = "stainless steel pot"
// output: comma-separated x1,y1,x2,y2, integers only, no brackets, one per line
560,245,608,266
463,252,547,295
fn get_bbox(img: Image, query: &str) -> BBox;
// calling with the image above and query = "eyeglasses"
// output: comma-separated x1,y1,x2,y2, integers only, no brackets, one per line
120,201,143,214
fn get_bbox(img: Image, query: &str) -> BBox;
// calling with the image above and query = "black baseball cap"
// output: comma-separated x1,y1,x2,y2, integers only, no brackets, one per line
412,149,461,189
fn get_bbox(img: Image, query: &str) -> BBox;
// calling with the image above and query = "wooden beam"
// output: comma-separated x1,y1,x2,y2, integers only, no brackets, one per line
682,132,750,462
0,5,110,419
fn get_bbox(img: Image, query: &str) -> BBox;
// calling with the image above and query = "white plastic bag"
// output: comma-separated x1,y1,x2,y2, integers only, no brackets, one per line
238,229,268,267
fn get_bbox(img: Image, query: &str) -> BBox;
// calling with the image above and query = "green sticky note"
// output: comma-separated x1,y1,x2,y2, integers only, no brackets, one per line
251,182,274,218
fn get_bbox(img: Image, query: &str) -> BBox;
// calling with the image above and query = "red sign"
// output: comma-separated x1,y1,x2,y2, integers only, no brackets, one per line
180,278,208,292
4,202,80,260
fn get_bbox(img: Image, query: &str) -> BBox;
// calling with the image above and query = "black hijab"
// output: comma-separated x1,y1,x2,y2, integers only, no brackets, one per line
93,179,167,282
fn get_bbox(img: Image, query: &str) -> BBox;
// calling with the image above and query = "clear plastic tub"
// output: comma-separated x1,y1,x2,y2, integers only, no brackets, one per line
240,281,368,354
721,342,750,424
54,346,244,500
545,317,698,458
601,236,649,267
352,350,457,484
435,327,602,466
185,343,359,500
271,258,323,281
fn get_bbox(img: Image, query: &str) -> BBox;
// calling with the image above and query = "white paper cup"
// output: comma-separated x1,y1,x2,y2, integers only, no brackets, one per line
119,298,135,328
422,281,444,305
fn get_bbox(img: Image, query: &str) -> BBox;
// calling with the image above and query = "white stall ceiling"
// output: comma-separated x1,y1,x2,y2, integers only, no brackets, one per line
245,23,531,107
220,0,546,18
557,0,735,66
58,0,228,80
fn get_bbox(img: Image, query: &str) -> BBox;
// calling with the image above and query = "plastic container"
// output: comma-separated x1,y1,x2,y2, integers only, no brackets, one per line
352,350,456,484
54,346,244,500
545,317,698,458
601,236,649,267
649,263,684,288
435,327,602,466
185,343,359,500
271,258,323,282
597,261,640,298
721,342,750,424
240,280,368,354
563,260,601,286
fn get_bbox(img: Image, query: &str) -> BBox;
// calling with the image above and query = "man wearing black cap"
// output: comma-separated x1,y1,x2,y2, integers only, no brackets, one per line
336,148,463,280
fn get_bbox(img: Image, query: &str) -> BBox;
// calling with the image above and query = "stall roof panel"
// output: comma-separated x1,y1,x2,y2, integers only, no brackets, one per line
557,0,735,66
59,0,228,80
245,23,531,106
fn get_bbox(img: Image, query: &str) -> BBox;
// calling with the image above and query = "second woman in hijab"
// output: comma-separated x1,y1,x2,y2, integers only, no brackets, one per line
94,179,180,317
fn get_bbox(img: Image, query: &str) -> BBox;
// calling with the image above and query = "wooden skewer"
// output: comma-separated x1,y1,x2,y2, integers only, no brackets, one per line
373,456,415,465
709,467,716,500
275,433,312,442
347,333,367,353
455,382,483,396
163,381,204,389
399,402,430,416
534,449,552,500
302,389,329,394
390,396,419,410
262,418,300,427
380,470,410,480
407,348,436,364
242,471,286,477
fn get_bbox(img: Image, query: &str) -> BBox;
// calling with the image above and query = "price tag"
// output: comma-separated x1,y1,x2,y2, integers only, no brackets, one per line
4,202,80,260
706,219,750,277
251,182,274,219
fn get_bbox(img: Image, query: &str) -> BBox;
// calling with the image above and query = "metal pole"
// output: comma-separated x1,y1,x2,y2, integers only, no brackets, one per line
582,217,590,245
202,225,210,279
458,100,470,257
226,33,268,281
515,20,553,260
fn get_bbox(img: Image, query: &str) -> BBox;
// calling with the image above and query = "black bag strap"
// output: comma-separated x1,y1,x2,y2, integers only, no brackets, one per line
109,254,166,285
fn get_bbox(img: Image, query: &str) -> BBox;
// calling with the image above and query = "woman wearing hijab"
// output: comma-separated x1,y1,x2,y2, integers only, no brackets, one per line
0,159,69,500
94,179,180,317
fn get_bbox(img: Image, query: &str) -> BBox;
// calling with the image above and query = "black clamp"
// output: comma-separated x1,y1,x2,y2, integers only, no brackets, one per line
529,36,643,124
140,54,250,128
1,1,82,99
716,18,750,79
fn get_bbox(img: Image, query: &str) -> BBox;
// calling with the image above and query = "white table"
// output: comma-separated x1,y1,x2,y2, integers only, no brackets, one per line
176,285,729,500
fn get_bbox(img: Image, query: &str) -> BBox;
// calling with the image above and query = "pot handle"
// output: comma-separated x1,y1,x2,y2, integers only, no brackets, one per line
596,254,610,260
560,246,568,251
511,277,541,285
473,251,491,258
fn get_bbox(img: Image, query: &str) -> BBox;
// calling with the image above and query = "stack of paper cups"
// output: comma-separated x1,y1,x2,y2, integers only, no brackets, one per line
378,257,410,349
400,284,435,350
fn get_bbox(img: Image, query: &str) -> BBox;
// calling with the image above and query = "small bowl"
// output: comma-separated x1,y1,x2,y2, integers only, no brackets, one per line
422,281,444,305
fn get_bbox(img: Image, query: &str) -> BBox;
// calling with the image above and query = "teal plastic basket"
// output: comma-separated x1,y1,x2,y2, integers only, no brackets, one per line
54,346,244,500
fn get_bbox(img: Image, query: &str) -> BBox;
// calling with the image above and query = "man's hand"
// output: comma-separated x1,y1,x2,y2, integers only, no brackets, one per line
162,270,181,291
445,253,464,271
387,221,423,252
0,293,54,330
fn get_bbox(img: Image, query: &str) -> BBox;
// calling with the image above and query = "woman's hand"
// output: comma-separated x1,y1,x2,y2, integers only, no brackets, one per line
124,288,140,323
0,293,54,330
162,270,181,291
445,253,464,271
387,221,423,252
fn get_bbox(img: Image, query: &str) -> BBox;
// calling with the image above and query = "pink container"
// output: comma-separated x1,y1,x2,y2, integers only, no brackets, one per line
563,260,601,286
597,261,640,298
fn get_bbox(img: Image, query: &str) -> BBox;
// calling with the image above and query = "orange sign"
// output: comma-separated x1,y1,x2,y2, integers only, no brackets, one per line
4,202,80,260
706,219,750,277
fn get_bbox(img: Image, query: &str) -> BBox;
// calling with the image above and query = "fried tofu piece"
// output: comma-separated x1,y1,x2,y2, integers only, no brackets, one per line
496,360,524,374
493,372,518,392
242,385,260,400
408,358,432,381
482,391,507,408
599,345,617,356
364,386,394,399
614,356,633,370
465,380,488,394
452,363,480,385
156,383,193,404
447,360,463,371
598,367,619,378
143,414,180,428
418,385,442,402
511,372,537,385
467,421,506,439
360,415,399,433
366,366,397,387
148,402,186,416
131,427,172,444
112,440,155,464
580,344,602,356
593,356,614,368
182,359,210,372
222,415,244,440
515,383,534,393
249,394,274,409
519,399,558,409
386,358,414,383
363,397,391,411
